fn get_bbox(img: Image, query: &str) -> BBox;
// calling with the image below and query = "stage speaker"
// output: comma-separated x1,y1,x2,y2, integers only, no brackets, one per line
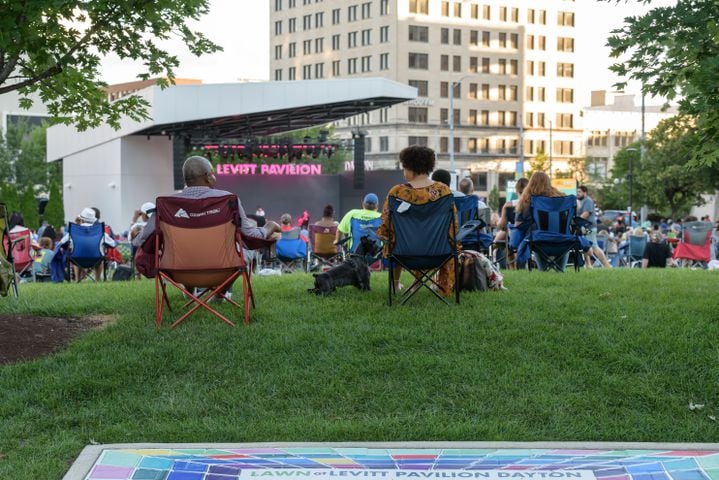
352,130,366,189
173,136,191,190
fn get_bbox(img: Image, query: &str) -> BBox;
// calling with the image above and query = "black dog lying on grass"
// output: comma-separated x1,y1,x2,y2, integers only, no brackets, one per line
308,256,371,295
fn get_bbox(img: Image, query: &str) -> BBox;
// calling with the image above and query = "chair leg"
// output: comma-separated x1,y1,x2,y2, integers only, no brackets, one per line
388,263,393,306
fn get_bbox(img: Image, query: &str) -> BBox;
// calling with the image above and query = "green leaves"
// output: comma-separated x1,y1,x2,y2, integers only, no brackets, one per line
0,0,221,131
607,0,719,167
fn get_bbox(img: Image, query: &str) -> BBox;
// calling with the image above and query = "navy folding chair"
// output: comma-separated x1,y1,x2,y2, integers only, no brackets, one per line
67,222,107,281
337,216,383,268
386,195,460,305
526,195,587,272
626,234,648,268
454,195,493,254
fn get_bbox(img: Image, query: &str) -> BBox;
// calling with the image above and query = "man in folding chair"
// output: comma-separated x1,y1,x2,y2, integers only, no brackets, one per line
135,156,280,327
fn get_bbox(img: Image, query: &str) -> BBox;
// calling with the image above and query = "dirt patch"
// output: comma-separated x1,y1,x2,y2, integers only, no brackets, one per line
0,314,118,365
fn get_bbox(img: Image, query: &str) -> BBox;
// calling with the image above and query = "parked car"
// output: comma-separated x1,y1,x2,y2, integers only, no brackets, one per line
601,209,629,225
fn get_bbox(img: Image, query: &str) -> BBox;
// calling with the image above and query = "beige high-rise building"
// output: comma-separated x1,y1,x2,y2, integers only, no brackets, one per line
270,0,582,195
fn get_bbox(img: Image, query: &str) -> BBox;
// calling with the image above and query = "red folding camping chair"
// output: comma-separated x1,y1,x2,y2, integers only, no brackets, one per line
673,221,714,268
9,226,35,279
0,204,19,297
154,194,271,328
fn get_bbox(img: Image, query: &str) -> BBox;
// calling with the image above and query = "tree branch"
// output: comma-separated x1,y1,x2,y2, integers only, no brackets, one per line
0,64,62,95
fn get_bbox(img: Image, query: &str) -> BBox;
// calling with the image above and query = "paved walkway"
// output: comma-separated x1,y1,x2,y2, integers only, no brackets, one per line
64,442,719,480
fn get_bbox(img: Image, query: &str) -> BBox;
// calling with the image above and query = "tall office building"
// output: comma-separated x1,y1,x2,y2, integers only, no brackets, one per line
270,0,582,195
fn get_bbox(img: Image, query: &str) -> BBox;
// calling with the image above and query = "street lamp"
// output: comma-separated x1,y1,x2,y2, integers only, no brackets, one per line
449,73,477,173
625,147,639,226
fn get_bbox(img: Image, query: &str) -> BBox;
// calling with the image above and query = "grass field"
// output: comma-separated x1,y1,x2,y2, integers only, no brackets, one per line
1,269,718,479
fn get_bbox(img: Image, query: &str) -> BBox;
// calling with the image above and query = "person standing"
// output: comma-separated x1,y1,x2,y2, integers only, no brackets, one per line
577,185,612,269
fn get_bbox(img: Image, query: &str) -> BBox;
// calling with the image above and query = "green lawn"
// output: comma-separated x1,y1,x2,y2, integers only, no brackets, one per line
1,269,718,479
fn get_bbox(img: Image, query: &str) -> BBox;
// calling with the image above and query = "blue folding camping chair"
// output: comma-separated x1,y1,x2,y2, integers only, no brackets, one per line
339,216,383,268
275,228,308,273
66,222,108,281
386,195,460,305
524,195,588,272
454,195,493,254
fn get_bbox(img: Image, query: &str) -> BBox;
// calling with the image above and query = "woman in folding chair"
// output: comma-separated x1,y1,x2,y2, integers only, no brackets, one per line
377,145,459,300
513,171,569,271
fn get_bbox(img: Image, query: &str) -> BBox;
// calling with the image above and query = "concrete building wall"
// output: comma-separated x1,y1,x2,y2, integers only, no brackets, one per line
269,0,583,197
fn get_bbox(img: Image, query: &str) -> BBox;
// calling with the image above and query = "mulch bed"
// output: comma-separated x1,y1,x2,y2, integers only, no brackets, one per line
0,315,111,365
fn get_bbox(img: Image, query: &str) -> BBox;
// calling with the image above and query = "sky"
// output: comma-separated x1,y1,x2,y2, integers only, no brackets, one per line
99,0,677,104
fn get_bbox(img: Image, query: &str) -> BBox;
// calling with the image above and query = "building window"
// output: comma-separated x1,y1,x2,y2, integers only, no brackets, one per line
498,58,507,75
509,85,517,101
453,2,462,17
361,1,371,18
289,42,296,57
274,68,282,81
539,9,547,24
538,61,546,77
274,20,282,35
332,8,340,24
408,52,428,69
558,11,575,26
348,5,358,21
380,53,389,70
409,25,429,42
361,55,372,72
303,39,311,55
289,0,296,8
527,8,535,23
469,109,477,125
556,88,574,103
380,136,389,151
482,57,490,73
332,34,340,50
482,4,490,20
453,28,461,45
480,83,489,100
408,136,428,147
315,37,324,53
482,31,490,47
348,31,358,48
332,60,341,76
275,0,283,11
380,0,390,15
499,32,507,48
538,87,546,101
557,62,574,78
509,111,517,126
315,63,324,78
510,33,518,49
409,0,429,14
526,86,534,101
527,34,535,50
498,85,506,101
471,4,478,19
441,1,450,16
315,11,323,27
440,54,449,71
510,7,518,22
274,45,282,60
347,57,358,74
453,55,461,72
480,110,489,126
499,6,507,21
539,35,546,50
557,37,575,52
408,79,429,97
380,26,389,43
408,107,428,123
440,81,448,98
556,113,574,128
470,30,478,46
441,28,449,44
302,64,311,79
361,29,371,46
469,56,478,73
303,14,311,30
289,17,296,32
440,137,448,153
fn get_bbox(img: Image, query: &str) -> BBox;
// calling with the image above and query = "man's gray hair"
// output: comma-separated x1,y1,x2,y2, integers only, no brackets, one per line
458,177,474,195
183,156,212,183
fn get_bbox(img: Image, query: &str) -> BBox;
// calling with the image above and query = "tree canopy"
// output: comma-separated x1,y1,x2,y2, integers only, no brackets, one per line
608,116,719,218
606,0,719,167
0,1,220,131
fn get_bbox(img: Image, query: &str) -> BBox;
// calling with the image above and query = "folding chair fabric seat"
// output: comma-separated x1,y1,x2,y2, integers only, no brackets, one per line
524,195,586,272
673,221,713,265
306,225,342,272
67,222,107,281
154,194,257,328
386,194,459,305
0,204,19,297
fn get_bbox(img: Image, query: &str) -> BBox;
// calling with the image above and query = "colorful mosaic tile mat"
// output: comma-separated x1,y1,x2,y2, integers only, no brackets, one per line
83,447,719,480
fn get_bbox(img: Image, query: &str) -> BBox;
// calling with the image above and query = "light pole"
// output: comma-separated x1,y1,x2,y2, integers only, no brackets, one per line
449,73,477,173
625,147,638,225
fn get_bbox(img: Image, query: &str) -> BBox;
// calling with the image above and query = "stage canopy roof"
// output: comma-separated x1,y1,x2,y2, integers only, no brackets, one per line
47,78,417,161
